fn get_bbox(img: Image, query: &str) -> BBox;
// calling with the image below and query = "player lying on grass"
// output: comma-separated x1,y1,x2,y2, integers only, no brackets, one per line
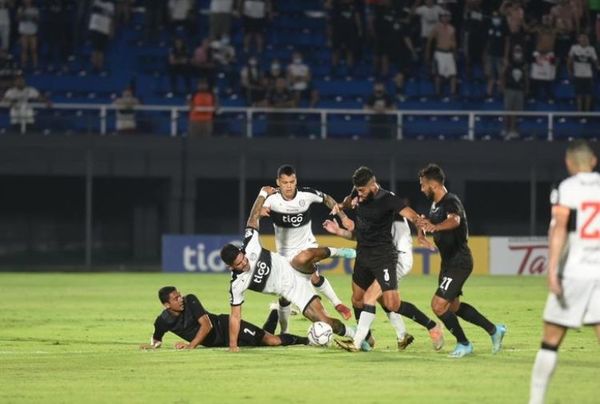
140,286,308,350
220,186,356,352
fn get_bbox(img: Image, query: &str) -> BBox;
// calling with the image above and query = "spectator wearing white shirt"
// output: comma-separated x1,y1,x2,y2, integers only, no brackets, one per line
89,0,115,71
209,0,235,40
413,0,445,60
168,0,193,36
0,0,13,51
112,87,140,134
211,35,236,93
568,33,599,112
17,0,39,69
241,0,272,53
2,75,49,133
286,51,317,107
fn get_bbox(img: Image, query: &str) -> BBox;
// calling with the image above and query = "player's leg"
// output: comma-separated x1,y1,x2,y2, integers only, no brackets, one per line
454,298,505,353
302,296,354,339
432,294,471,357
262,307,279,334
529,322,567,404
277,297,292,334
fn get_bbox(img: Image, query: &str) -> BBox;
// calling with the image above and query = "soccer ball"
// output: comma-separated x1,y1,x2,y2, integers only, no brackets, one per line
307,321,334,347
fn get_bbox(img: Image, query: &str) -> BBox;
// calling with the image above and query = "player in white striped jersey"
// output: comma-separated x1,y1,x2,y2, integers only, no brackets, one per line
220,186,355,352
530,140,600,404
261,165,354,332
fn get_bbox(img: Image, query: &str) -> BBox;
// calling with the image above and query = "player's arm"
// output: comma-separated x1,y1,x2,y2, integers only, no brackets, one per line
546,204,570,296
421,213,461,233
247,186,277,229
323,218,355,240
228,304,242,352
322,193,350,222
140,319,166,350
175,314,214,350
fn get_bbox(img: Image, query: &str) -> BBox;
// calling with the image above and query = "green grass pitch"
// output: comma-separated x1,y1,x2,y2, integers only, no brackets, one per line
0,273,598,404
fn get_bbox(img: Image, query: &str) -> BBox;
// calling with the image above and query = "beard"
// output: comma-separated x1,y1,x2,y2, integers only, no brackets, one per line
424,189,435,200
359,189,375,202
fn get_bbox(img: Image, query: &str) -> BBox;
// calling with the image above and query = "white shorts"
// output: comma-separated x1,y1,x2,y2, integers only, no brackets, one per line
280,270,319,313
396,250,413,283
434,50,457,78
280,243,319,263
543,278,600,328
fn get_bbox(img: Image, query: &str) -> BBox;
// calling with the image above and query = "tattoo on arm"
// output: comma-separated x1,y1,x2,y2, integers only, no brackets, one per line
324,194,347,218
247,195,266,229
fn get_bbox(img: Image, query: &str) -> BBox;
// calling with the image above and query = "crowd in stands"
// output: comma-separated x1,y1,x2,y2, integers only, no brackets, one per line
0,0,599,138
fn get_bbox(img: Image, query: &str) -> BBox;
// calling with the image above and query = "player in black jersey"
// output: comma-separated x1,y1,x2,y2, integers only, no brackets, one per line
139,286,308,350
418,164,506,358
332,166,426,352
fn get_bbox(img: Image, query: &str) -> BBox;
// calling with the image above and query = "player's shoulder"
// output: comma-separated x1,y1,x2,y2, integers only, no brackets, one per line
298,187,324,197
559,172,600,191
184,294,200,304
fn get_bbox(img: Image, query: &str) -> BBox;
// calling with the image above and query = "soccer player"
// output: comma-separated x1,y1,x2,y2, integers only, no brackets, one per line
262,164,354,333
323,212,444,351
140,286,308,350
220,186,356,352
529,140,600,404
330,166,428,352
418,163,506,358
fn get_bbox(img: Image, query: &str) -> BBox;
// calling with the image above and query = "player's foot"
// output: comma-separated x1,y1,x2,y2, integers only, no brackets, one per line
335,248,356,259
397,334,414,351
448,342,473,358
360,339,373,352
491,324,506,354
366,333,376,349
335,303,352,320
428,323,444,351
334,338,359,352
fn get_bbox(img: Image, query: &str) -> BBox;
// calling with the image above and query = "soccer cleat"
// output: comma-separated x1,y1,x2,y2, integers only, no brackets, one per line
397,334,415,351
334,338,359,352
336,248,356,259
360,339,373,352
366,333,376,349
491,324,507,354
448,342,473,358
428,323,444,351
335,303,352,320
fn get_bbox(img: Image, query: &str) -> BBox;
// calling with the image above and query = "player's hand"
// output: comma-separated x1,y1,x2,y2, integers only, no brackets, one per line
175,341,191,350
229,346,240,353
329,203,341,216
341,216,355,231
260,186,277,196
322,219,340,234
417,235,435,251
139,343,156,350
548,273,563,297
260,206,271,217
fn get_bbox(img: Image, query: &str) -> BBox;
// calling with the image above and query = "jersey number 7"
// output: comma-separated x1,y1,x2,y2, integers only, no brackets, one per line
580,202,600,240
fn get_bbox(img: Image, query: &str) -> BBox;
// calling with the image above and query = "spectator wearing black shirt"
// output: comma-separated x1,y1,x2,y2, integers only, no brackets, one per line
502,44,528,139
463,0,487,78
484,11,508,97
365,81,395,140
240,55,266,105
140,286,308,350
168,37,190,95
330,0,362,72
266,77,294,137
418,164,505,358
0,0,13,51
45,0,74,68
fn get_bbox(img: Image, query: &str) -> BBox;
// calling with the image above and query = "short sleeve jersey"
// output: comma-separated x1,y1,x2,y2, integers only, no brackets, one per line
152,294,220,346
551,172,600,279
355,188,406,249
428,193,472,266
263,188,324,254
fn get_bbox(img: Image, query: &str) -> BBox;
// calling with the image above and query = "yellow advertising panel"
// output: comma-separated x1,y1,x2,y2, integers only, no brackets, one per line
260,235,490,275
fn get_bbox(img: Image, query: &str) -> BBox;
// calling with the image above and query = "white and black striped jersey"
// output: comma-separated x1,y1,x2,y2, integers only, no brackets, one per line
263,187,325,257
551,172,600,279
229,227,300,305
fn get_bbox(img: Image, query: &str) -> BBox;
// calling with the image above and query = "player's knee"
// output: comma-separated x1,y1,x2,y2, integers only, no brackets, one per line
431,301,447,316
262,334,280,346
351,294,363,308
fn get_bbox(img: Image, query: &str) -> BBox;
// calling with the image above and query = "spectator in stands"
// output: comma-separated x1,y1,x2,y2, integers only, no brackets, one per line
112,87,140,134
365,81,395,140
0,48,20,94
190,38,215,88
209,0,235,40
413,0,445,61
501,44,528,139
530,15,557,101
241,0,272,54
2,75,49,133
46,0,74,69
143,0,165,41
372,0,404,78
266,58,285,92
551,0,578,74
89,0,115,72
0,0,13,51
463,0,486,78
168,0,194,37
266,76,295,137
188,79,217,138
240,55,267,105
17,0,39,70
568,33,599,112
74,0,93,49
115,0,133,28
484,10,508,98
286,51,317,107
168,37,191,95
501,0,526,35
330,0,362,73
427,11,458,98
211,35,236,93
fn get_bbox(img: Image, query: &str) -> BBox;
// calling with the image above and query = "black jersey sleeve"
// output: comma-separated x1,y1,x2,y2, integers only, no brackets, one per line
444,196,462,215
152,316,169,342
387,193,407,212
186,294,209,320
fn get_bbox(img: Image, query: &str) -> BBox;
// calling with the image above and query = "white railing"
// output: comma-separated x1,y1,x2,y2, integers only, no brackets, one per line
2,103,600,141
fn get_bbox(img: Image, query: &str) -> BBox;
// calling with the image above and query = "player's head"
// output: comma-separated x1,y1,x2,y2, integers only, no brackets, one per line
220,244,250,272
565,140,597,175
158,286,185,312
419,163,446,200
276,164,297,200
578,33,589,47
352,166,377,202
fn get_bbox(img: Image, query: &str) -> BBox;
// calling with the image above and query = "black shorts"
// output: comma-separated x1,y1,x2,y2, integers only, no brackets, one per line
574,78,593,96
244,16,265,34
90,30,108,52
435,263,472,301
210,314,266,347
353,246,398,292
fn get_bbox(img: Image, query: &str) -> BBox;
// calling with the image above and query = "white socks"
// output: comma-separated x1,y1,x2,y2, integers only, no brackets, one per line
314,277,342,307
386,311,407,340
278,303,291,334
328,247,338,257
529,348,558,404
353,310,376,349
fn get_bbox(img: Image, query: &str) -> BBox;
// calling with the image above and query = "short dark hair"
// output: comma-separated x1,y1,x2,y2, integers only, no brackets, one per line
352,166,374,187
158,286,176,304
220,243,241,266
419,163,446,184
277,164,296,177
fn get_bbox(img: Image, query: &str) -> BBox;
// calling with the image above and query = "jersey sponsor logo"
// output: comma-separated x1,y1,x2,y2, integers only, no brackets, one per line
248,249,273,292
270,210,311,228
283,213,304,227
299,199,306,207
